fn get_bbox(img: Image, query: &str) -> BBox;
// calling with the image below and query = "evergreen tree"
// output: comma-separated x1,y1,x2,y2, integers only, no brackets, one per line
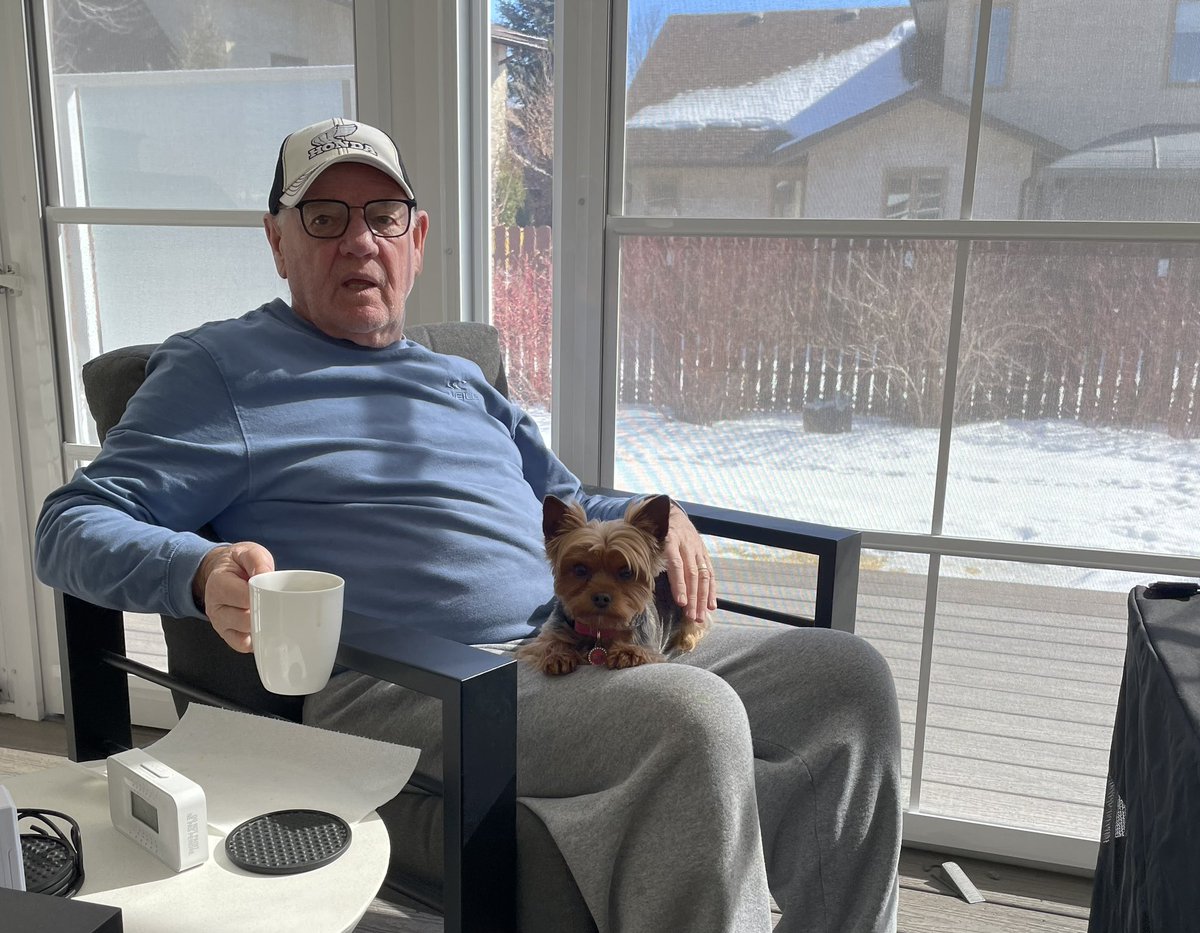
494,0,553,110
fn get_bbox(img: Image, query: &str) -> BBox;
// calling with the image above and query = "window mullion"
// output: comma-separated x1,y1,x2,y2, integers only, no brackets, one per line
553,0,612,482
960,0,994,220
45,207,265,227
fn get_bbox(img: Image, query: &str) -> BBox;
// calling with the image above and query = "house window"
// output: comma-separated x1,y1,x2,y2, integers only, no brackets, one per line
647,177,680,215
769,177,804,218
885,170,946,219
1171,0,1200,83
969,2,1013,88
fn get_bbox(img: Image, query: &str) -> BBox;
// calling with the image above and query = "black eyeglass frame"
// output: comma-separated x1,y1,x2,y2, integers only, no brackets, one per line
292,198,418,239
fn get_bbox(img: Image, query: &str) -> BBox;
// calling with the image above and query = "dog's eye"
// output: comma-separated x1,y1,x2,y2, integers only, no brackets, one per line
572,564,589,578
617,567,634,581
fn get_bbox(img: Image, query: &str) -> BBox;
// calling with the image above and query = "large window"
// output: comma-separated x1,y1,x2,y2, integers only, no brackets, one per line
31,0,356,715
613,0,1200,866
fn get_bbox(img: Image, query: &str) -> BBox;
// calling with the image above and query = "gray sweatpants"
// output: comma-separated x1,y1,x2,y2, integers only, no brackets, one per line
305,623,901,933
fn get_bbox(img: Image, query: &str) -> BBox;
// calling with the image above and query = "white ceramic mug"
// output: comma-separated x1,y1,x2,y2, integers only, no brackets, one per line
249,570,345,695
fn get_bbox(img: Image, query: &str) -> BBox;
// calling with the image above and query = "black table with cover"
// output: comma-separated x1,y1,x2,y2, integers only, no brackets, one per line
1090,583,1200,933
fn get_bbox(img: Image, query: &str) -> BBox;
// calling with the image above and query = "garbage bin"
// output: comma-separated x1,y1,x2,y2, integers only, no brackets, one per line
802,394,853,433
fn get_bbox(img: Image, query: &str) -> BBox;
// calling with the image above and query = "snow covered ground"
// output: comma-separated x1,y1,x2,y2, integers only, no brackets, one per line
531,406,1200,593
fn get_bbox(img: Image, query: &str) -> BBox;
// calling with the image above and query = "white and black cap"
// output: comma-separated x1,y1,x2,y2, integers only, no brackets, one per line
268,117,415,213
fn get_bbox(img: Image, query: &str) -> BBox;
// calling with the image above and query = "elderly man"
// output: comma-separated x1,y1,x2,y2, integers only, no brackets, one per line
35,118,901,933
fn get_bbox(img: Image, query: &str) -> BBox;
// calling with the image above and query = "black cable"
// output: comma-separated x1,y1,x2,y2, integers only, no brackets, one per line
17,808,85,898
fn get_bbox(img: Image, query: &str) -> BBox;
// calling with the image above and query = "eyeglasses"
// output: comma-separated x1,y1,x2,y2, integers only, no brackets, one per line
293,198,417,239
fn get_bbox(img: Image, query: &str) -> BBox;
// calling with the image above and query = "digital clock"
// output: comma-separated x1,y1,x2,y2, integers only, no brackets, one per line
106,749,207,872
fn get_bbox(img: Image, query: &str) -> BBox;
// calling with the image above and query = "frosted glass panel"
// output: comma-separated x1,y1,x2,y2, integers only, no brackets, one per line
59,224,284,444
48,0,355,210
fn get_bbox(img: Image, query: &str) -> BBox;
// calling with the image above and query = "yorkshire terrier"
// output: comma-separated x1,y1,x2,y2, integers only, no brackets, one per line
518,494,708,675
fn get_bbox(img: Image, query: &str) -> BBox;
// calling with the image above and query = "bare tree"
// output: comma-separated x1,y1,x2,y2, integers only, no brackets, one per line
51,0,166,73
828,241,1070,427
495,0,554,224
177,2,230,70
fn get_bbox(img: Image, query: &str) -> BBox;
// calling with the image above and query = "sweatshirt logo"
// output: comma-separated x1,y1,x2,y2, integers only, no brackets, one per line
308,121,377,160
447,379,481,402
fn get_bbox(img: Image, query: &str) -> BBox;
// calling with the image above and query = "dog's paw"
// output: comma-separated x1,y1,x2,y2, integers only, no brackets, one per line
517,638,581,675
541,650,581,675
672,618,709,654
607,643,661,669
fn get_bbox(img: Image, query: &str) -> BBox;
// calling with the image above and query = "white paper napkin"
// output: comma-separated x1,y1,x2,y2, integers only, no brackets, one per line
145,704,418,832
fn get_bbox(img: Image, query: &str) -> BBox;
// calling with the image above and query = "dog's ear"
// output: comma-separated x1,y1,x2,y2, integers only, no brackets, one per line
625,494,672,544
543,495,588,541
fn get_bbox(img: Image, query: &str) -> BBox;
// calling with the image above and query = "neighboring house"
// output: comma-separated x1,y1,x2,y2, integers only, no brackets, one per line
625,0,1200,221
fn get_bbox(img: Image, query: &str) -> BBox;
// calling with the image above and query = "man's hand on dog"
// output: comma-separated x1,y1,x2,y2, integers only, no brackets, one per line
665,502,717,623
193,541,275,652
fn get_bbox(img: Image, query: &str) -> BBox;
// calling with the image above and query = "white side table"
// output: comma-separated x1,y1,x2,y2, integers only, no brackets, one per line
4,760,391,933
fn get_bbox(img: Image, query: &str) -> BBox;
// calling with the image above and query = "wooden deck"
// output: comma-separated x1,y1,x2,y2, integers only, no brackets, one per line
0,714,1093,933
117,556,1126,841
688,556,1125,841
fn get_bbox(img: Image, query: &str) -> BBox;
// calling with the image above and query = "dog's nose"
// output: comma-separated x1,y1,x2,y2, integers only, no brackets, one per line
591,592,611,609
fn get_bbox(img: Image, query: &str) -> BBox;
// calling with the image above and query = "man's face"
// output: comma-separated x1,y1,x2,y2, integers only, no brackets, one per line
263,161,429,348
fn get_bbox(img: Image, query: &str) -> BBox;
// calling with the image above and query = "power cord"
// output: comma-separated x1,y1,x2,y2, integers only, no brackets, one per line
17,808,85,897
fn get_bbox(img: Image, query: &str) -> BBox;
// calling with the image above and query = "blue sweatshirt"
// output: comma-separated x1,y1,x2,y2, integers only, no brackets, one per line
35,299,633,645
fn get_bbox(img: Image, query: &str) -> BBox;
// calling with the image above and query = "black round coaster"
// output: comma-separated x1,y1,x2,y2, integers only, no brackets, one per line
21,834,75,895
224,809,352,875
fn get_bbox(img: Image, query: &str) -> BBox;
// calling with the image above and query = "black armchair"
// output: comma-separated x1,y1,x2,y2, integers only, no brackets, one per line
54,322,861,933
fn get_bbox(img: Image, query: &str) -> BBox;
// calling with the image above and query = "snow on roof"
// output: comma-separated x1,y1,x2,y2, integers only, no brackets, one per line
627,19,917,149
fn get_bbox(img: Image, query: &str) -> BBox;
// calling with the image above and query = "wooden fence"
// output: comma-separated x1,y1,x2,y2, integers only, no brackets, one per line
491,228,1200,436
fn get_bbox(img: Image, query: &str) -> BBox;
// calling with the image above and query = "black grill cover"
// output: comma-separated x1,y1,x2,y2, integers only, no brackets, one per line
1089,584,1200,933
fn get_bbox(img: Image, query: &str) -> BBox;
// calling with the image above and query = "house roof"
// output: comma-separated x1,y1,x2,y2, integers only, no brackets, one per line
1041,125,1200,175
625,7,1058,169
627,6,917,114
773,21,917,148
628,20,917,134
626,10,923,165
491,24,550,53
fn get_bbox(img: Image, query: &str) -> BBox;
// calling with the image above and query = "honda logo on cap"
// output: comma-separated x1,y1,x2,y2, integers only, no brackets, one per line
307,122,378,160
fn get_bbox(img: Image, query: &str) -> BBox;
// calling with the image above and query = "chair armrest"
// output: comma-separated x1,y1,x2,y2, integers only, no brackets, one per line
337,611,517,932
583,485,861,631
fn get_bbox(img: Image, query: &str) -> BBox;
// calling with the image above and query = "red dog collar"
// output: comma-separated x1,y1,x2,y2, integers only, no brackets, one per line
574,620,620,666
573,620,621,639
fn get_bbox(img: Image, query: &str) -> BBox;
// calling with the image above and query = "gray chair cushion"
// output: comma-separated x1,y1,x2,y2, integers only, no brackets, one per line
405,322,509,399
82,344,159,443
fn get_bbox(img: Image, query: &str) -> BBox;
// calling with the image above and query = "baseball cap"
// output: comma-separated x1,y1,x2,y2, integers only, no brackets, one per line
268,117,415,213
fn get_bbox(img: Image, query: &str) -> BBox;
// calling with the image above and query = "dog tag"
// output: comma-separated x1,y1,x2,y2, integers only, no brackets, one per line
587,646,608,666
